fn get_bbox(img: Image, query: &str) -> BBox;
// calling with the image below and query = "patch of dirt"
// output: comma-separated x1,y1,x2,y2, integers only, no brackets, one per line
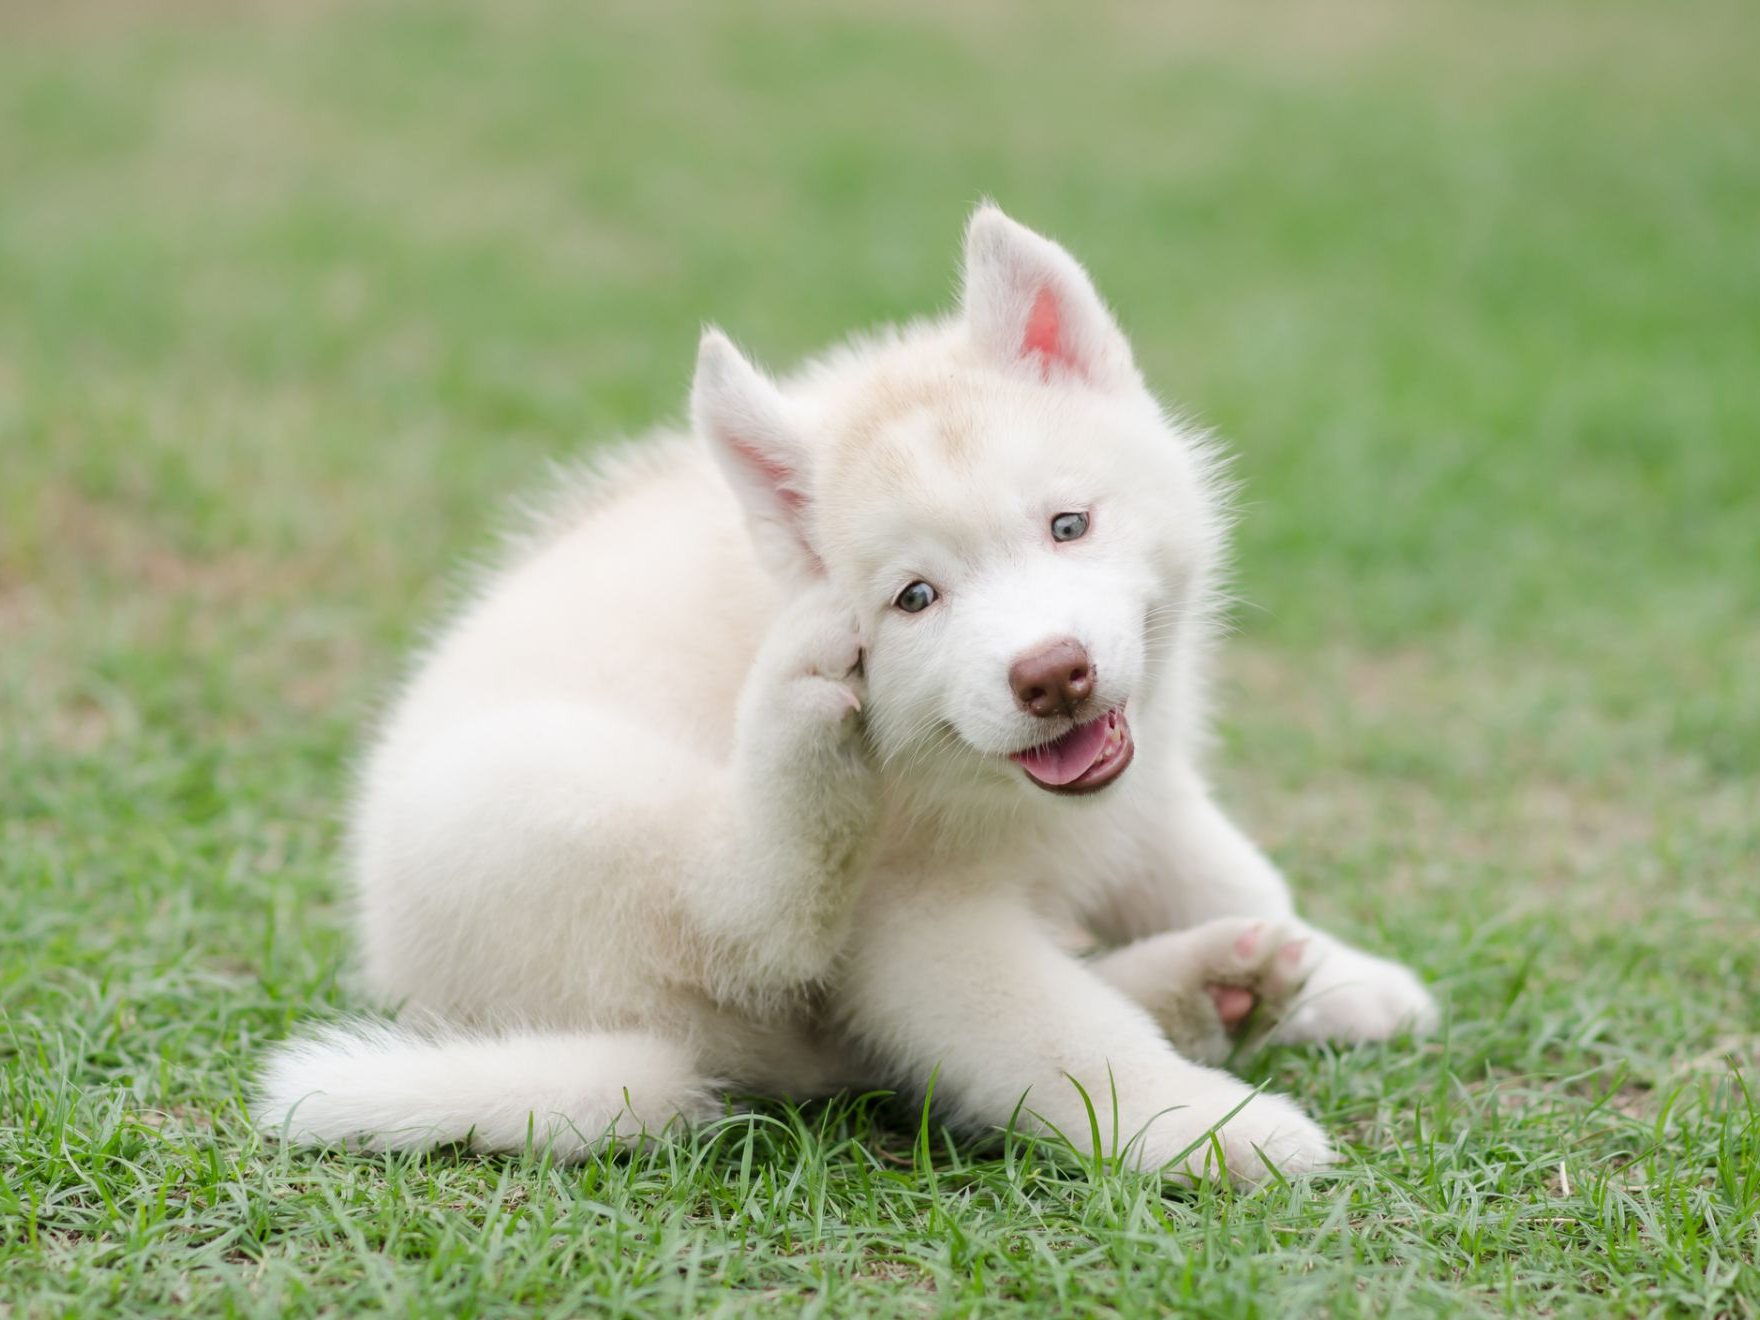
3,481,372,749
12,482,288,604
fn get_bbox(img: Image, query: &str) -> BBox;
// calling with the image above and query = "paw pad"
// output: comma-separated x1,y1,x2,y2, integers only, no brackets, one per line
1206,983,1258,1031
1172,917,1319,1062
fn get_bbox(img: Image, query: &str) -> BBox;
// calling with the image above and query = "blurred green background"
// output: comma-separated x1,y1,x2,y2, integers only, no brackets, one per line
2,1,1757,1314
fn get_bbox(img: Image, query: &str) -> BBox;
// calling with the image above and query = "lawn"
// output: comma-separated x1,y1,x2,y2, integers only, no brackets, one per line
3,0,1758,1314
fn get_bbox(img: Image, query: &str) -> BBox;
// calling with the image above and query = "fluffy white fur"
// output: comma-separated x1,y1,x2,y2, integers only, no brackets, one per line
258,1026,718,1157
256,206,1438,1185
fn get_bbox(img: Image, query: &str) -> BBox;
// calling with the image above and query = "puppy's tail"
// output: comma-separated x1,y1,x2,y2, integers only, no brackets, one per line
254,1022,719,1158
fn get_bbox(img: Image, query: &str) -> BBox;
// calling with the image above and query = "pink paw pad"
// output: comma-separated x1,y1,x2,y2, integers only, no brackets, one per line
1233,923,1265,959
1207,983,1257,1030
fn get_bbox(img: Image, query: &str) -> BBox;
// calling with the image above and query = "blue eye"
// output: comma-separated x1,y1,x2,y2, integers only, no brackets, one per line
895,581,937,614
1051,511,1089,542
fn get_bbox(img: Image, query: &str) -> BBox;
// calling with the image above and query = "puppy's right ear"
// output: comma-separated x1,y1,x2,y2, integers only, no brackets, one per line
693,329,821,579
961,205,1138,392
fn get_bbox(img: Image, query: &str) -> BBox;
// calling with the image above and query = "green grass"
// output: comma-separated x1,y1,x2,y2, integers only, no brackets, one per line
3,0,1758,1313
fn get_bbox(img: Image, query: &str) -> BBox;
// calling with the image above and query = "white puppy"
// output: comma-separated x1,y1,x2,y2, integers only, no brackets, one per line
258,206,1437,1184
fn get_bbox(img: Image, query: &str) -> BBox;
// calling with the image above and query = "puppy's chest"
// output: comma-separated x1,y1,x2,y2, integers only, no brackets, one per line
861,788,1153,907
1022,804,1158,911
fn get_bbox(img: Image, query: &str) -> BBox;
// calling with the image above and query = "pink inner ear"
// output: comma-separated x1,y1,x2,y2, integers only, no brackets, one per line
1022,285,1082,380
729,436,805,512
727,434,824,573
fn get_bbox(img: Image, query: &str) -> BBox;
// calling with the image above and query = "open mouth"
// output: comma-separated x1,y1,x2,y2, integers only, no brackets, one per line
1008,707,1134,796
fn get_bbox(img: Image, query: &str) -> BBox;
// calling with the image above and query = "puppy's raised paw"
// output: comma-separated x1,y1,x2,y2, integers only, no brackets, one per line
737,584,871,766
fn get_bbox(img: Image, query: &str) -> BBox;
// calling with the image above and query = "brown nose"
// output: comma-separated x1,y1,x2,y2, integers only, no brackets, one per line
1009,638,1095,718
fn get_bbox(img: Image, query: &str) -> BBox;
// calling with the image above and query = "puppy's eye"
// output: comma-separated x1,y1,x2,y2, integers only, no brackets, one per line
894,581,937,614
1050,511,1089,542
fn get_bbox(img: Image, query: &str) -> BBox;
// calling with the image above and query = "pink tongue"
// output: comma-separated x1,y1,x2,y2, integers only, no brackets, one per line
1010,714,1113,787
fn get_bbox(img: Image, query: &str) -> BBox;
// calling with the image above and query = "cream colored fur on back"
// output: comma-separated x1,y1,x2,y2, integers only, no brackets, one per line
257,207,1437,1184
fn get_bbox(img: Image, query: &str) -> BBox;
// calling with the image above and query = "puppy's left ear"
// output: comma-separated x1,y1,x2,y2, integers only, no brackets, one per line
961,205,1138,391
693,328,823,581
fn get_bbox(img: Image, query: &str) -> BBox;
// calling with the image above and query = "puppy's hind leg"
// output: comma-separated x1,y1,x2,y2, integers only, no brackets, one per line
698,583,881,987
353,585,877,1030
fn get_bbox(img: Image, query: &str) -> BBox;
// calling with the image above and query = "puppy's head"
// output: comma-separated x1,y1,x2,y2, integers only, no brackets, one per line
695,206,1226,802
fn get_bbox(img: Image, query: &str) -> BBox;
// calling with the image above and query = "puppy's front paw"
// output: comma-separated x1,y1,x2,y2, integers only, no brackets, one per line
1134,1078,1335,1187
1280,942,1438,1044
